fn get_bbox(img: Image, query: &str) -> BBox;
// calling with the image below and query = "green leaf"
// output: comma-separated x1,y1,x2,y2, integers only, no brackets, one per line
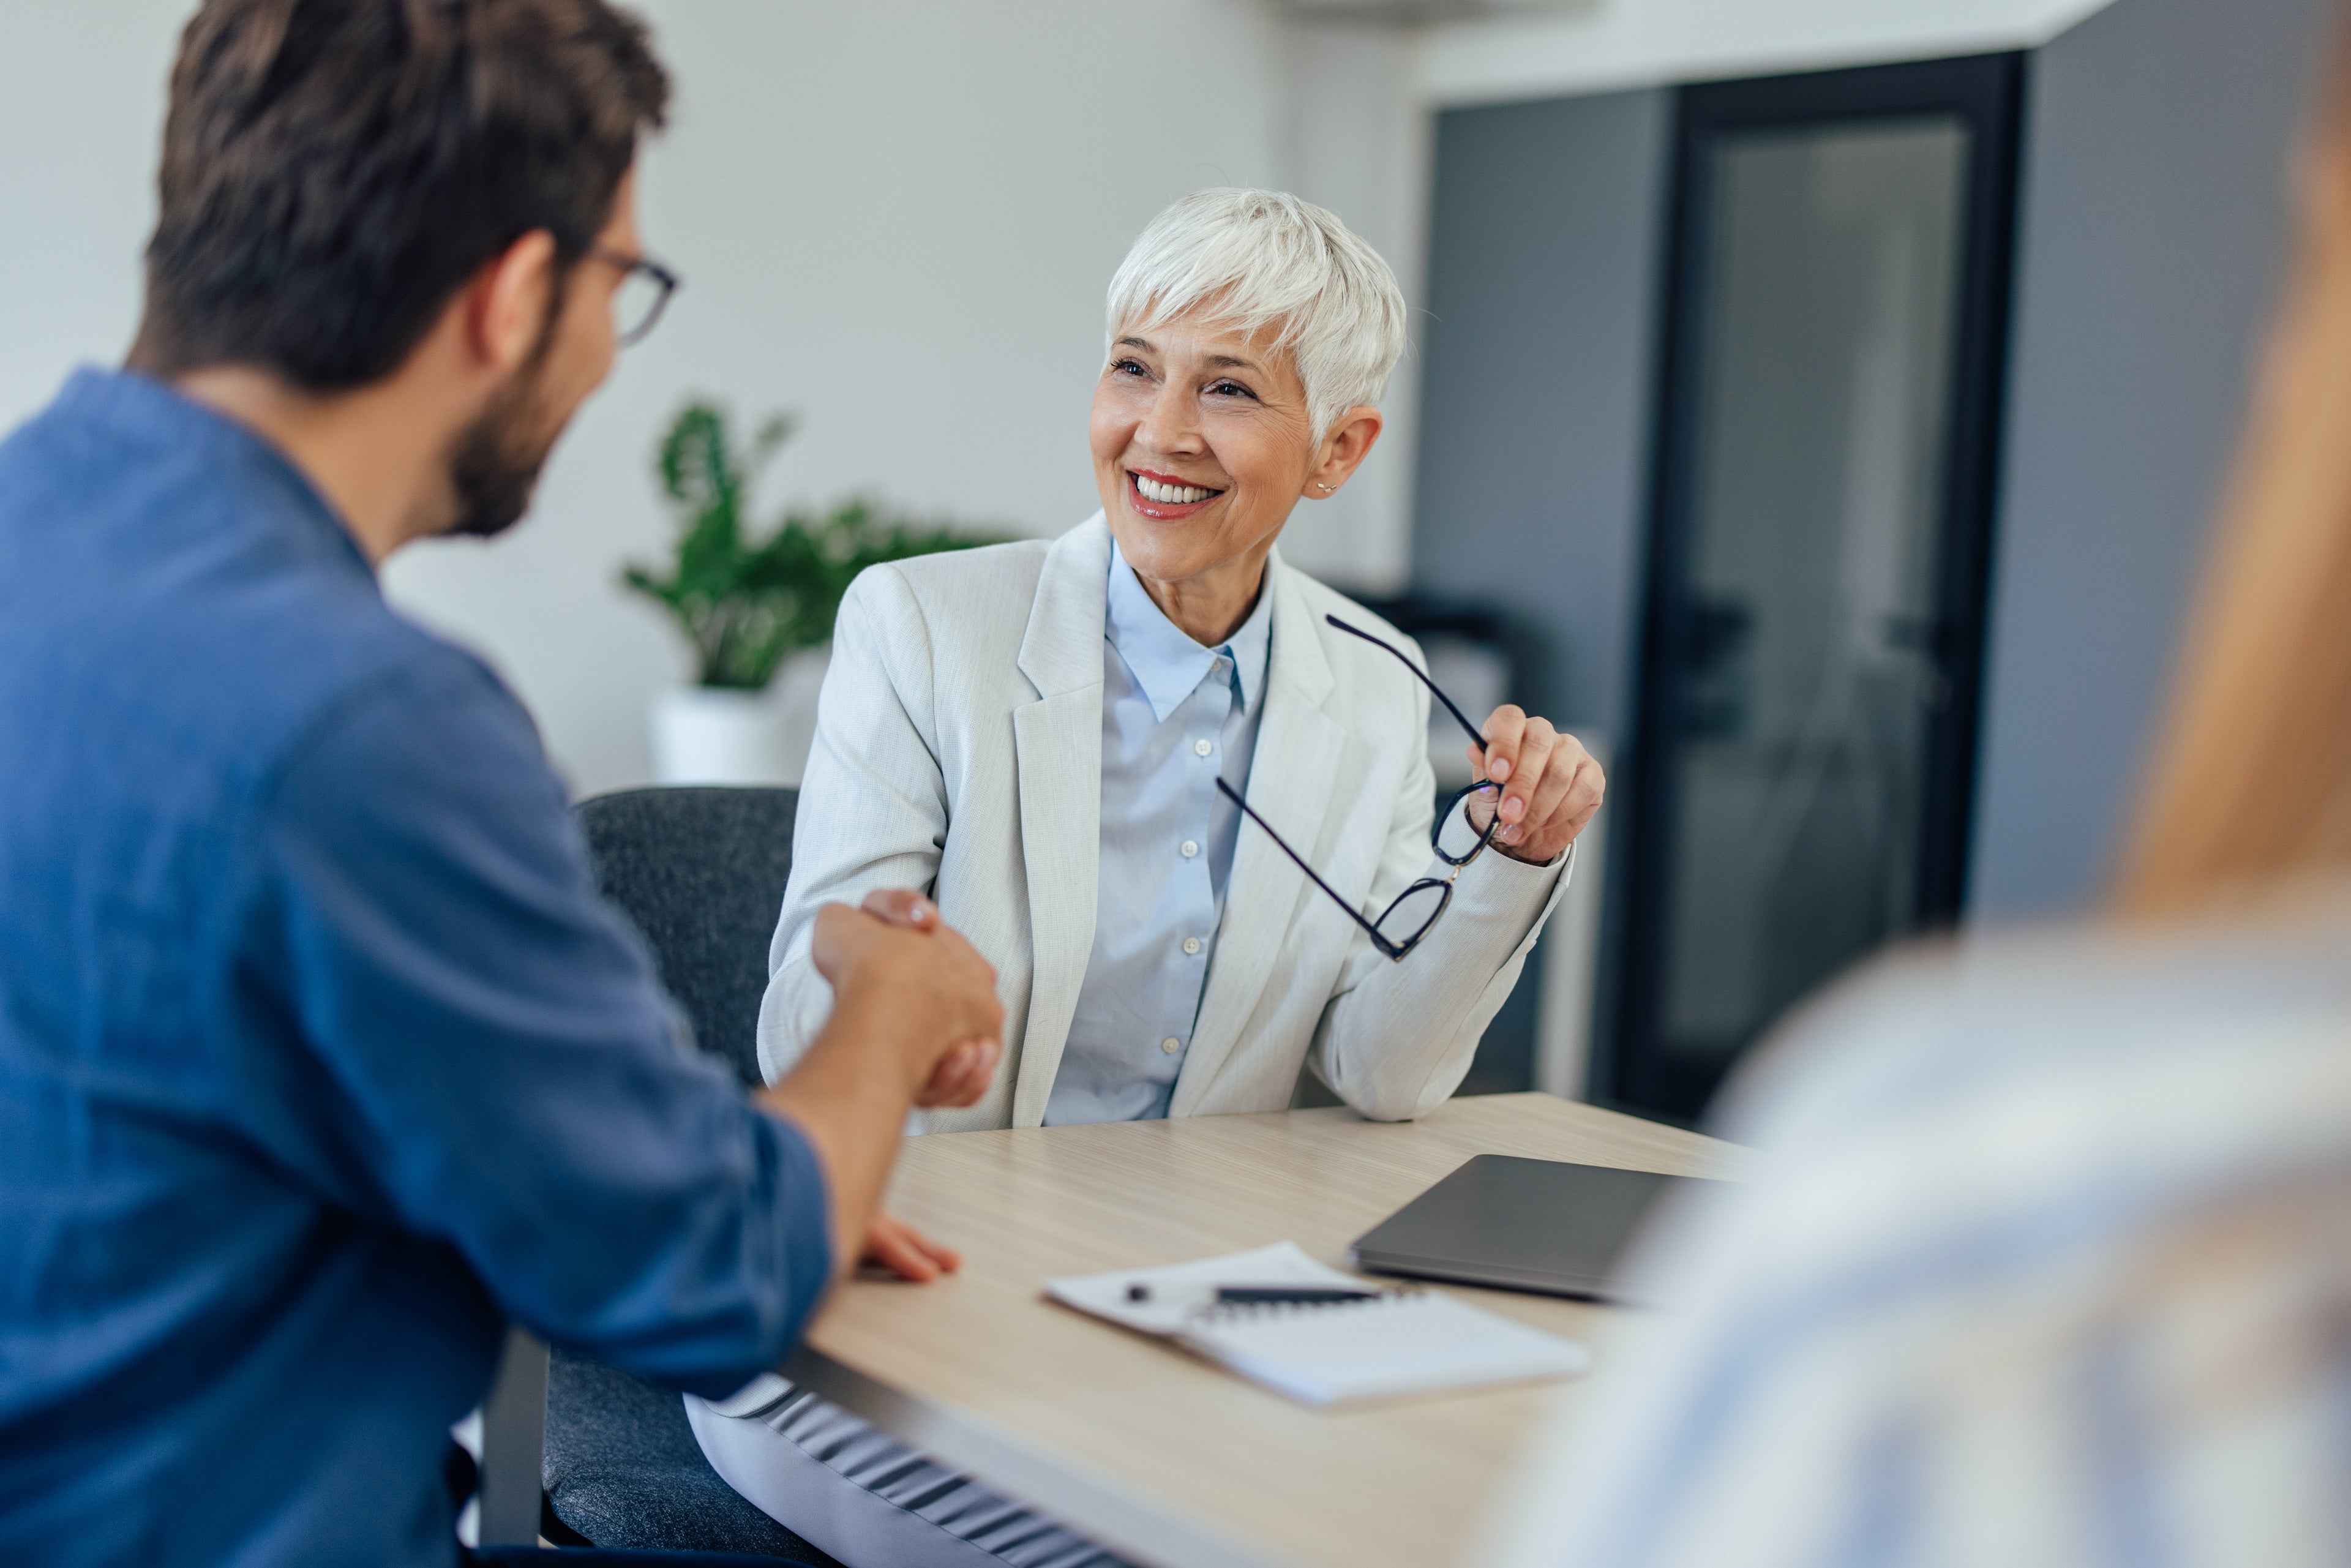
621,398,1018,688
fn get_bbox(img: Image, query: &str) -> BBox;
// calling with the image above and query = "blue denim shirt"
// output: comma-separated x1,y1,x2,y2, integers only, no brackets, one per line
1043,544,1272,1124
0,370,831,1567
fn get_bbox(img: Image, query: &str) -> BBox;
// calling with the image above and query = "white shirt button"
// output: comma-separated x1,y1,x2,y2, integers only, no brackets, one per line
1183,937,1202,956
1160,1037,1182,1054
1179,839,1199,858
1193,738,1213,757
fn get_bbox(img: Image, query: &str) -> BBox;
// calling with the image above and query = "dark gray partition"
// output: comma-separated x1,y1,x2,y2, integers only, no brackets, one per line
1410,89,1671,737
1409,88,1670,1092
1967,0,2336,917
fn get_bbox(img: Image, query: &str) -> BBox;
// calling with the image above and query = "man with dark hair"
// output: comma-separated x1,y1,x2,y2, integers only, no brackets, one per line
0,4,1004,1565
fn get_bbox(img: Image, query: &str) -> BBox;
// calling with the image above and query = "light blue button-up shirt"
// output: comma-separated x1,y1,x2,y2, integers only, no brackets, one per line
1043,543,1275,1125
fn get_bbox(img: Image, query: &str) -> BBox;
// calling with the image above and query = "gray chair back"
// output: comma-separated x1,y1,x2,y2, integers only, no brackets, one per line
576,786,799,1087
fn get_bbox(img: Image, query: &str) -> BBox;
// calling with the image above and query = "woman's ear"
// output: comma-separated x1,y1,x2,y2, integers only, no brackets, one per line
1305,405,1384,498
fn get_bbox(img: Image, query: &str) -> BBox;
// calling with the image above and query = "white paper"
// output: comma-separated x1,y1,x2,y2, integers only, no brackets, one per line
1045,1240,1592,1406
1188,1291,1592,1406
1044,1241,1368,1337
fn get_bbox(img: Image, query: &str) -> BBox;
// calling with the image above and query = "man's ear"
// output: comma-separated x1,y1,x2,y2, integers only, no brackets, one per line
1305,405,1385,497
465,230,560,374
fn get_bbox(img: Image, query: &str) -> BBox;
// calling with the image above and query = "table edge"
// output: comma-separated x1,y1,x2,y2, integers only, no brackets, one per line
780,1344,1290,1568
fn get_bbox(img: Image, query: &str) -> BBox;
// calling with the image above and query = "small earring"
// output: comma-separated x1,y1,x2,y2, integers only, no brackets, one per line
1313,481,1337,493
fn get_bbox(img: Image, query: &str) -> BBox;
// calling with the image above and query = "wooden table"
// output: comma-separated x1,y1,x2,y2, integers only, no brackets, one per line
782,1092,1742,1568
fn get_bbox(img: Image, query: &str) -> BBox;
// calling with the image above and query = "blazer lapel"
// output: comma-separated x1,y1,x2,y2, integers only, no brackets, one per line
1171,554,1342,1116
1008,517,1111,1128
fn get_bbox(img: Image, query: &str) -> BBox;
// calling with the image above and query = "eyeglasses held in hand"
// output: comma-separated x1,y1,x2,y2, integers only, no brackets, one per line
1216,615,1502,961
591,247,682,346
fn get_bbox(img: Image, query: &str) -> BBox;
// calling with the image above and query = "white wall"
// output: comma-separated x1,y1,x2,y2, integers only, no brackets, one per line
1275,20,1431,593
387,0,1300,795
2,1,2142,799
0,4,186,423
4,0,1443,797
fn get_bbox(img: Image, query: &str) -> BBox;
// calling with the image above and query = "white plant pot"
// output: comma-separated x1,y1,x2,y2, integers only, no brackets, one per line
649,647,830,786
768,645,830,782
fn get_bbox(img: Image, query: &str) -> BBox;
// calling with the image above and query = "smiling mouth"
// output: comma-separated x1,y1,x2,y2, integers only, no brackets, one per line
1128,470,1224,506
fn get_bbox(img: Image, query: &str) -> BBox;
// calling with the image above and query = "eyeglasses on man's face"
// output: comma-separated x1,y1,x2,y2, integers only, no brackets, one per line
590,246,681,346
1217,615,1503,961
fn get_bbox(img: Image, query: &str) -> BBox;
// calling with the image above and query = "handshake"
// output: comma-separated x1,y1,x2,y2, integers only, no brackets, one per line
810,890,1006,1111
757,890,1007,1285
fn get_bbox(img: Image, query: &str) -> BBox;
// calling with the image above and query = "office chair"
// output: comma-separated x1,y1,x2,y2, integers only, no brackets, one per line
476,785,836,1561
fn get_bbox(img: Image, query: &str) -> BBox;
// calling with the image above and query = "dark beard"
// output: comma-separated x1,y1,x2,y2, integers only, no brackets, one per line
443,305,566,540
443,367,560,540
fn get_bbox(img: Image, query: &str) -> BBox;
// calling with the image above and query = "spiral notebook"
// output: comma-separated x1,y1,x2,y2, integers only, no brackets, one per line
1044,1242,1591,1406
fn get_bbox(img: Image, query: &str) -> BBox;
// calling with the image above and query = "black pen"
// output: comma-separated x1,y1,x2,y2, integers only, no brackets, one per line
1213,1286,1381,1305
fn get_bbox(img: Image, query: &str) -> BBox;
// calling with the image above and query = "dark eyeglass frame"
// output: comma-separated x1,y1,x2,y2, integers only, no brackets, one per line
1215,615,1502,962
590,246,682,346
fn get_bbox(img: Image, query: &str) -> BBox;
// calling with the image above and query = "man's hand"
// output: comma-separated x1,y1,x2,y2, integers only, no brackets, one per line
860,1209,961,1283
1466,708,1605,865
830,891,1000,1109
809,893,1003,1098
763,890,1004,1286
816,896,988,1281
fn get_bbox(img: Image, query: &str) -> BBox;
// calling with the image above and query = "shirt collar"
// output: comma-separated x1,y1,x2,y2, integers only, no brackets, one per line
1105,540,1273,723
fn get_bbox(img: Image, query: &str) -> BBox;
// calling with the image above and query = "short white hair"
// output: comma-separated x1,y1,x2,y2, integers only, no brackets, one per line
1104,189,1408,441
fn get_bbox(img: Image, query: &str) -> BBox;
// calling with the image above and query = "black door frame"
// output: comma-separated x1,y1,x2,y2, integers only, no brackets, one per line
1598,52,2028,1123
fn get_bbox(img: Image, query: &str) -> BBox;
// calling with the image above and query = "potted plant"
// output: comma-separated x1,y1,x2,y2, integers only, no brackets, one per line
624,400,1001,784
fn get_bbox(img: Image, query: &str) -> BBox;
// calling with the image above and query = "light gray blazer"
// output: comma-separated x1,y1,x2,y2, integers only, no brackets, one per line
755,515,1570,1128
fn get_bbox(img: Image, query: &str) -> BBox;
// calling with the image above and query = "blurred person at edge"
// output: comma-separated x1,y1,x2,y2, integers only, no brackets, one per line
1482,17,2351,1568
0,4,1002,1566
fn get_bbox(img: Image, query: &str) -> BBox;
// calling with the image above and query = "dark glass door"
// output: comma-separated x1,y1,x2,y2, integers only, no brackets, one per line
1605,55,2023,1123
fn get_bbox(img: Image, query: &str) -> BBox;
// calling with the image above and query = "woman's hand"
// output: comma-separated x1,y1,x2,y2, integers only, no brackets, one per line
860,1209,961,1283
1466,708,1605,866
915,1035,1000,1109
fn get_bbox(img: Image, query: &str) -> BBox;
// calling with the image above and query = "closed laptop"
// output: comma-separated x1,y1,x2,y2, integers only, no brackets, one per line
1351,1154,1720,1303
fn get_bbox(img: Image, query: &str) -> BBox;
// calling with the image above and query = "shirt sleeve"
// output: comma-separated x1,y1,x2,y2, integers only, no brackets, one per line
756,563,951,1084
1310,658,1573,1121
227,649,831,1398
1475,937,2351,1568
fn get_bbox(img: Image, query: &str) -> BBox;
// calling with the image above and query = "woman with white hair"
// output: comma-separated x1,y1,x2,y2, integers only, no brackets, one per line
688,189,1605,1567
